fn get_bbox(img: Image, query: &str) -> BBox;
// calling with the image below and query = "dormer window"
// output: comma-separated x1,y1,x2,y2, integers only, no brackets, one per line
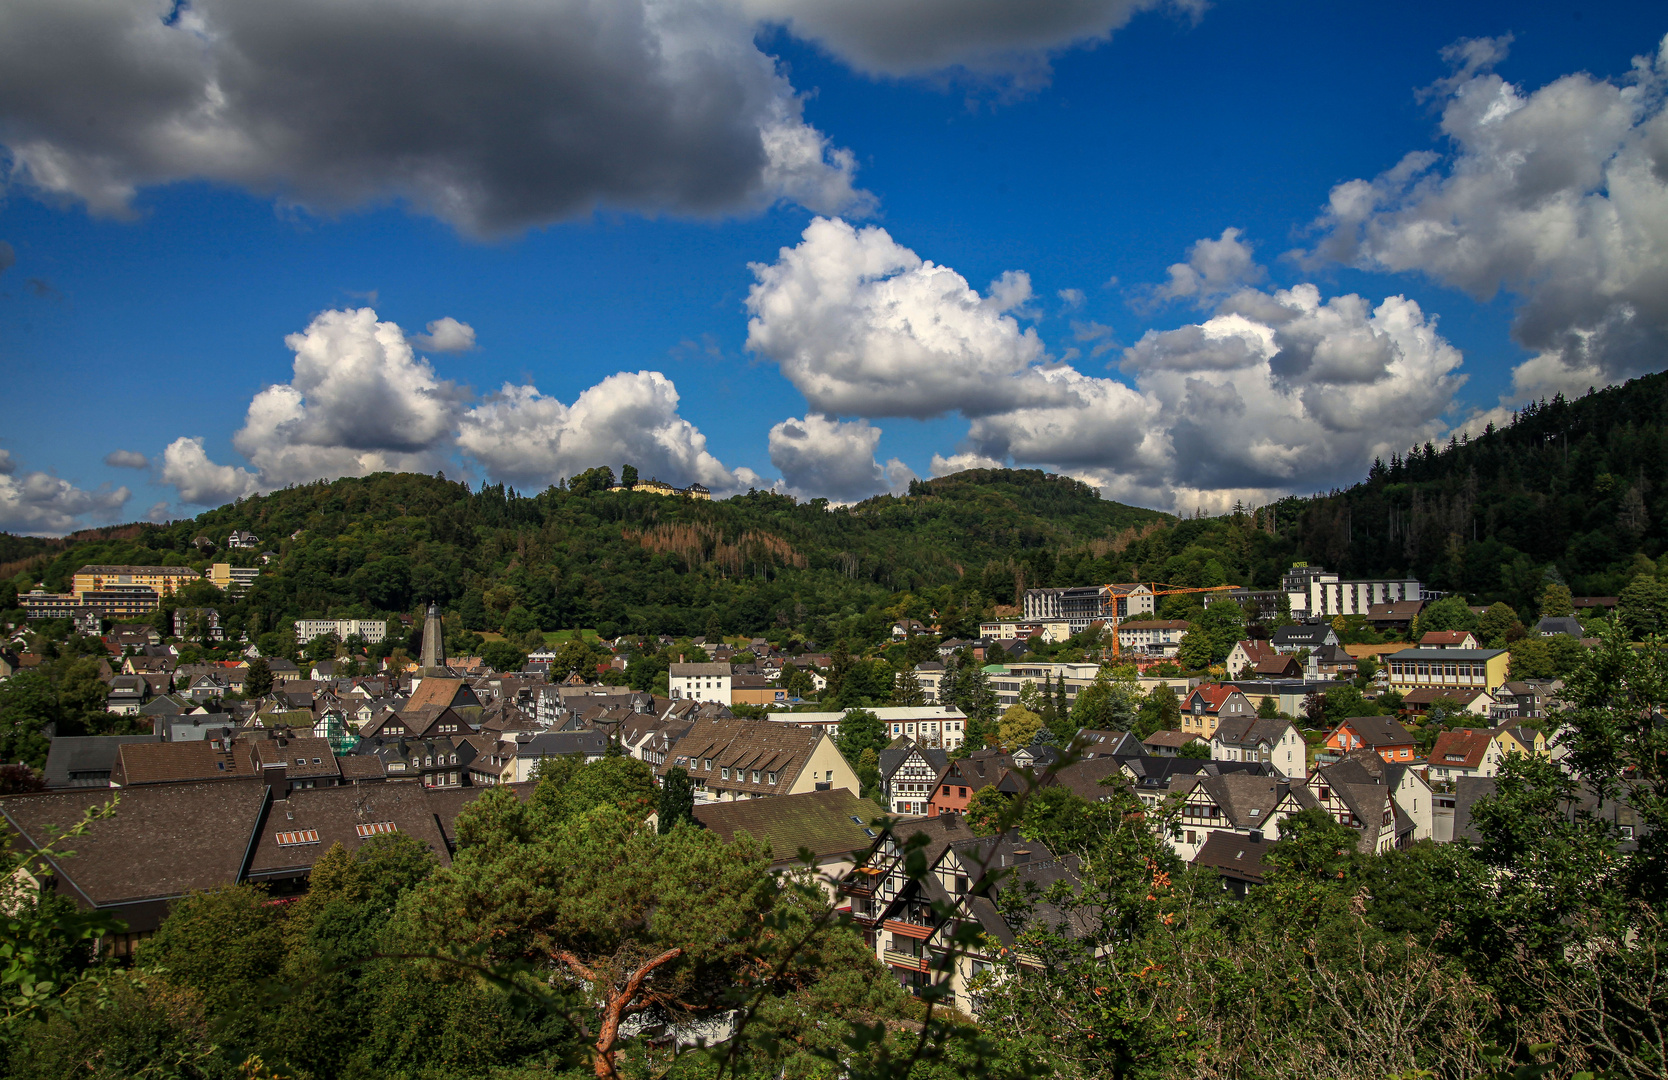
721,767,730,780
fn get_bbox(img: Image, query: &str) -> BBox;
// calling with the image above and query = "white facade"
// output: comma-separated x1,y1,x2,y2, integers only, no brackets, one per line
774,707,967,751
1283,565,1424,617
294,618,389,645
669,662,733,704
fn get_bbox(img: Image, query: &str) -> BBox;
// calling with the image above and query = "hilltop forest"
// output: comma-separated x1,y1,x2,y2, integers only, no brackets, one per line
2,371,1666,645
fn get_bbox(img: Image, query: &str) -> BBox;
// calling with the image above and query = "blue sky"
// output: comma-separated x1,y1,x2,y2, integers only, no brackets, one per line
1,0,1664,532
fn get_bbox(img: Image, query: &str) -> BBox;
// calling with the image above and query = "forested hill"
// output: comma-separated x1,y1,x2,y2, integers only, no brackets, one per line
7,369,1666,642
1286,370,1668,607
1,469,1170,644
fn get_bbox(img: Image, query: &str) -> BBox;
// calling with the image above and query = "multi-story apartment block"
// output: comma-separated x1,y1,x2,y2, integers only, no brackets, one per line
1282,563,1427,618
1021,583,1155,634
668,662,733,704
293,618,390,645
207,563,261,592
72,565,201,599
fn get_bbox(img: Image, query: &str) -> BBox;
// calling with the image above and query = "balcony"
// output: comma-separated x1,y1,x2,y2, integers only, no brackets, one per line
883,916,935,940
883,949,930,972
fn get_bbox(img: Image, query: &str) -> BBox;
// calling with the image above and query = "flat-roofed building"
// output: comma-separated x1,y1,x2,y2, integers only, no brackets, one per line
72,565,201,599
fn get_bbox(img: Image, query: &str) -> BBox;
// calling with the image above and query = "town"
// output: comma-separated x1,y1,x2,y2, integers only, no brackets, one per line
1,492,1654,1068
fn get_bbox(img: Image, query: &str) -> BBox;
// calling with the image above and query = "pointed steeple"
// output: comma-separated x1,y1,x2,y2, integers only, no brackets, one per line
420,602,447,676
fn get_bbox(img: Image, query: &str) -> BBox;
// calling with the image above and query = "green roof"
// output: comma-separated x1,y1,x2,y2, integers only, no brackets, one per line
982,664,1009,674
692,788,886,865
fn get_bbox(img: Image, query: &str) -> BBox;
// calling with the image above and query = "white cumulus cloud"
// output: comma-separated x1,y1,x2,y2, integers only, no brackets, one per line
232,308,463,487
160,437,260,506
0,450,130,535
412,317,477,353
768,413,914,502
783,226,1472,512
1305,32,1668,401
458,371,760,495
1149,226,1264,304
744,217,1060,418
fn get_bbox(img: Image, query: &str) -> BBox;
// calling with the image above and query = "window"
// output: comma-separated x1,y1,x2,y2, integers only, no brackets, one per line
959,787,967,797
356,821,397,838
704,758,712,770
312,757,322,765
722,767,730,780
943,785,951,796
275,829,320,846
768,771,777,785
751,770,761,783
1621,825,1635,840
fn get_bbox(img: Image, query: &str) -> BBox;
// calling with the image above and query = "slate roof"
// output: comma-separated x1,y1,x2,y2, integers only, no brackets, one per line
693,788,885,867
1536,616,1584,637
1192,830,1273,884
1144,730,1204,749
112,740,258,786
42,735,161,789
1043,756,1127,803
1366,601,1424,621
249,736,342,780
1334,715,1414,747
0,780,269,931
878,742,948,781
659,717,824,796
670,662,733,677
1403,686,1493,707
509,730,609,758
338,754,388,782
245,782,454,883
1271,624,1334,647
1211,717,1297,749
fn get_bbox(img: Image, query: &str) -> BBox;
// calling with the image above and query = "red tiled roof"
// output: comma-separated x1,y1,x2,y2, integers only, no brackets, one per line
1188,684,1241,712
1430,729,1491,769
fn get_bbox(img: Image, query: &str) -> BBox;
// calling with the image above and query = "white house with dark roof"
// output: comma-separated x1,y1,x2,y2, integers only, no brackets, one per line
669,662,733,704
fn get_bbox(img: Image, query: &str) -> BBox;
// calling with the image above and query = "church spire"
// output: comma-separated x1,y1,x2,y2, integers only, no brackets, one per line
420,602,447,675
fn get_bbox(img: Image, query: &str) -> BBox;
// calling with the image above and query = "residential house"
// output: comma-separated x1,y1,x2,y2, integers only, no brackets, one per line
1282,565,1426,619
1225,640,1280,676
657,717,858,803
1072,728,1144,758
878,740,949,816
486,730,609,783
226,529,261,549
172,607,223,642
1307,749,1432,852
249,736,343,791
669,662,733,705
1181,684,1255,739
925,750,1011,817
1427,728,1501,785
730,673,788,707
691,788,886,902
42,734,163,789
109,739,258,786
1210,717,1306,777
779,706,968,751
1535,615,1585,638
1192,831,1275,898
1269,622,1340,654
1252,655,1304,679
1325,716,1418,763
1114,619,1190,656
1490,723,1549,760
841,816,1083,1017
355,735,473,787
1402,686,1497,717
105,674,152,714
1420,630,1479,649
0,779,272,953
1365,600,1425,632
1143,730,1207,757
1168,771,1311,862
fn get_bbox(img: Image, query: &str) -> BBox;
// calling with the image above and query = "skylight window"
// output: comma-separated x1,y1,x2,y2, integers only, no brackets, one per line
275,829,320,846
356,822,397,838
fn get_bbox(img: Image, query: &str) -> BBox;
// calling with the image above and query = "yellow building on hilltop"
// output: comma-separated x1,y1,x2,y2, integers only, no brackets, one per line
73,565,201,599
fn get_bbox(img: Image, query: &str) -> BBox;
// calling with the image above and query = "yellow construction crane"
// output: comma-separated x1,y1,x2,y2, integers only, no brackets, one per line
1099,582,1239,662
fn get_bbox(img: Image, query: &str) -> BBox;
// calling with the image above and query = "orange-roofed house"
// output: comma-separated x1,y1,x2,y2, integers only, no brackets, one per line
1181,684,1254,739
1428,728,1500,783
1326,715,1417,763
1225,640,1279,677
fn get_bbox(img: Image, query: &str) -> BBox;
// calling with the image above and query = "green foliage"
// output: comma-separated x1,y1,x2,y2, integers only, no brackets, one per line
1175,601,1242,668
0,671,56,767
480,639,528,673
836,708,887,764
658,766,696,834
1414,594,1478,637
998,704,1042,750
243,656,273,698
530,754,658,825
1177,738,1210,759
1619,572,1668,638
1539,581,1575,617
